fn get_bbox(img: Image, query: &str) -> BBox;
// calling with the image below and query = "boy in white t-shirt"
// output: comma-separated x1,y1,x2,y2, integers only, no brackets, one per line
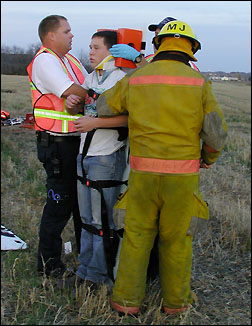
65,31,128,290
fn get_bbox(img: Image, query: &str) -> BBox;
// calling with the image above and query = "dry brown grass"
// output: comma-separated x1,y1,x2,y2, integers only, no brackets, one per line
1,75,251,325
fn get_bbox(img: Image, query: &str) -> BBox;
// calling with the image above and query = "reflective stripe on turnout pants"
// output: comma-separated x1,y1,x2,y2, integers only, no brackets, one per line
112,169,198,309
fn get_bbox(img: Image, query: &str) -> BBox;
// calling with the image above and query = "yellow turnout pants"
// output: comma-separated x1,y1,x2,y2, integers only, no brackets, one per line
112,169,208,309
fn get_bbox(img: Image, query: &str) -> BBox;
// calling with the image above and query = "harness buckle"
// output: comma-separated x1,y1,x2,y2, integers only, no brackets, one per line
99,230,103,236
86,180,90,187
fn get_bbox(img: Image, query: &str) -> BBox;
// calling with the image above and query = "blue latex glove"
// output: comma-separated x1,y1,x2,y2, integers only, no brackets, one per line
109,44,140,61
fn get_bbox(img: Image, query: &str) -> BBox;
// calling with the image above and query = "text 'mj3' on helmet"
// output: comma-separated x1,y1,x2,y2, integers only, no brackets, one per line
153,20,201,54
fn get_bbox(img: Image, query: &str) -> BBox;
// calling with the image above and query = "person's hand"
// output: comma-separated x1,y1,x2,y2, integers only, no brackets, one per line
109,44,140,61
200,159,212,169
74,116,97,132
65,94,82,109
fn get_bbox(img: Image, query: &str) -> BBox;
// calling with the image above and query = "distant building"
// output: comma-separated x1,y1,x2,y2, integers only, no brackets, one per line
209,76,222,80
220,76,239,81
209,75,239,81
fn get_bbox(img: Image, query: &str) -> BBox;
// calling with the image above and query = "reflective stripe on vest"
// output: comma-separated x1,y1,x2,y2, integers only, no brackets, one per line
129,75,204,86
130,156,200,174
35,47,85,84
145,54,154,62
30,82,36,91
66,53,83,74
34,108,81,133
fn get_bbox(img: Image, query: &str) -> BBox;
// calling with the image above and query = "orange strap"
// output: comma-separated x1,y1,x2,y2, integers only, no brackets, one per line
129,75,204,86
130,156,199,174
110,299,139,315
164,306,189,315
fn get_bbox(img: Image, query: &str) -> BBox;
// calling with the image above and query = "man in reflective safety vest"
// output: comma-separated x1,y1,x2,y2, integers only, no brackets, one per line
96,21,228,315
27,15,88,278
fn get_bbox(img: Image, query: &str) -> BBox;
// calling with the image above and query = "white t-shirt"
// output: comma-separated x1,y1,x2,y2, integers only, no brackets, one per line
32,52,88,97
79,67,127,156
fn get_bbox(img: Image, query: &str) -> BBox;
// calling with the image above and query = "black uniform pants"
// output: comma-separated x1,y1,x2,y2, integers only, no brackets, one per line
36,131,82,273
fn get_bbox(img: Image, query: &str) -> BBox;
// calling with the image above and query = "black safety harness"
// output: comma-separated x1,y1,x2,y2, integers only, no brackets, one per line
77,127,127,282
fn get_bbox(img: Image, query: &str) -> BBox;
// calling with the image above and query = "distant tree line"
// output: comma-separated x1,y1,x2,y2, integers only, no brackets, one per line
2,44,250,81
1,43,93,75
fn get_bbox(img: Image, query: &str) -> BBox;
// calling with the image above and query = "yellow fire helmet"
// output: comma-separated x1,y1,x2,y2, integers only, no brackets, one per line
153,20,201,54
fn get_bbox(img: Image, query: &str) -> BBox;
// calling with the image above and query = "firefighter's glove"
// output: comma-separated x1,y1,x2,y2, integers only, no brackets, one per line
109,44,140,62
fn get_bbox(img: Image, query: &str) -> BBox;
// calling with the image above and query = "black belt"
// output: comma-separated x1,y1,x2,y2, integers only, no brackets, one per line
36,131,80,143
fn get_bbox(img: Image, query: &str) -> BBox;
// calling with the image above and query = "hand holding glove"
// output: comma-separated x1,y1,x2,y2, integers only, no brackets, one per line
109,44,140,62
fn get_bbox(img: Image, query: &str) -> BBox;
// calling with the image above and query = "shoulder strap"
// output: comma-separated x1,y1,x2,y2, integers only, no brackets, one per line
80,129,96,178
82,129,96,157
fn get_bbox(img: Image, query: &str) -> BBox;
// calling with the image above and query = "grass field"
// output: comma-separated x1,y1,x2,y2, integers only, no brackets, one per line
1,74,251,325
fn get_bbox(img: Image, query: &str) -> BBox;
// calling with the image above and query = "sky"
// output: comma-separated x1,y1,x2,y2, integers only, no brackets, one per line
1,1,251,72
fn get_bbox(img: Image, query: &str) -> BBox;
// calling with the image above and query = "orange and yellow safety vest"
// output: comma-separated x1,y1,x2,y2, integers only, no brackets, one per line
27,47,85,133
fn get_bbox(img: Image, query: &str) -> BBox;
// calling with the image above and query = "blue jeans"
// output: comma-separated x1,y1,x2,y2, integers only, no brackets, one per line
76,148,126,284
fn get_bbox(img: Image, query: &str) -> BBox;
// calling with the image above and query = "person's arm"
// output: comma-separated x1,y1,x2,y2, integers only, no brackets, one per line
61,84,88,99
109,44,147,67
63,73,93,115
62,85,88,115
73,115,128,133
96,74,130,118
64,93,86,115
200,80,228,165
32,53,88,115
33,54,87,99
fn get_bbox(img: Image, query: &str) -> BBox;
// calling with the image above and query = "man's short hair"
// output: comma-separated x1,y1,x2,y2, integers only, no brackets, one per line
92,31,117,49
38,15,67,42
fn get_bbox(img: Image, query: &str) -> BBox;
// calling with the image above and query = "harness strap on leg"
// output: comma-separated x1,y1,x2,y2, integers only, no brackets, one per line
81,223,118,238
99,187,118,282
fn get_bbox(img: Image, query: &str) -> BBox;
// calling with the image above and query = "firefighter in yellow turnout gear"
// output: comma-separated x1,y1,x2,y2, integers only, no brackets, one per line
96,21,228,315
